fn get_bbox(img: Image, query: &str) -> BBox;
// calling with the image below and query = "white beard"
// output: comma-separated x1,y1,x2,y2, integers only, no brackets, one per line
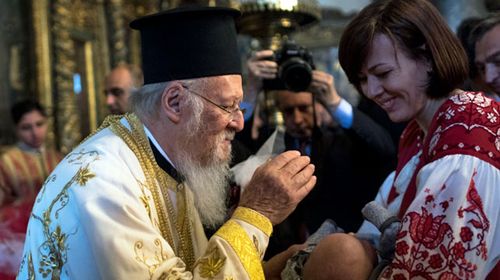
172,97,234,229
175,149,231,229
174,116,234,229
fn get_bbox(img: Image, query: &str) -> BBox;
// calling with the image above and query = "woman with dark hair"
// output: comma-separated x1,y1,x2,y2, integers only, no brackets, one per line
0,100,63,279
301,0,499,279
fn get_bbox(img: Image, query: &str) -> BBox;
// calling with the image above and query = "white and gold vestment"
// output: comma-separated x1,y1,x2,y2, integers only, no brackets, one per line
17,114,271,280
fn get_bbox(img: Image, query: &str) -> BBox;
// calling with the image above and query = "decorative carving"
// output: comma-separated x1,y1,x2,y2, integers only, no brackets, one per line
70,0,100,29
29,0,186,152
123,0,158,16
109,0,128,65
53,0,80,154
122,0,158,66
32,0,111,152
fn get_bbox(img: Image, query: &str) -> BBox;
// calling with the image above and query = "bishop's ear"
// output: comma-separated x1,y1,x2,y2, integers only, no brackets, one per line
161,83,183,123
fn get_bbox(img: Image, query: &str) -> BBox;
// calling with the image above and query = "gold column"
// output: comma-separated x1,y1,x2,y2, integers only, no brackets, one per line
84,42,98,132
95,0,111,122
32,0,56,147
54,0,80,154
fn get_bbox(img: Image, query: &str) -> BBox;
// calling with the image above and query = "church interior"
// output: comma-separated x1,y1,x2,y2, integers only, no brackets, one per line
0,0,497,153
0,0,499,278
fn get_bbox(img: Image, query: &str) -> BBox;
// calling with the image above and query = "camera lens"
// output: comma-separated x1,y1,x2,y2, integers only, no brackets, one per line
279,57,313,92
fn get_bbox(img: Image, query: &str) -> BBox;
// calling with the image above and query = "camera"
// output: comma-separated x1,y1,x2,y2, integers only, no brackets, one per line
263,41,315,92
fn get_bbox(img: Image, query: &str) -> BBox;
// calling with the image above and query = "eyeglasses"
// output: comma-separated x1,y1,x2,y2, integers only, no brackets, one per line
181,85,246,119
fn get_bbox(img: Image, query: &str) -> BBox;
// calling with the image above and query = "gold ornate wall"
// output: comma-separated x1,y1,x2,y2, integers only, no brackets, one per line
31,0,160,153
27,0,336,153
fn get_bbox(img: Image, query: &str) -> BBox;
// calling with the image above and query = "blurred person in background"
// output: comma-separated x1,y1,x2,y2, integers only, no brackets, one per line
104,63,144,114
0,99,63,279
471,13,500,101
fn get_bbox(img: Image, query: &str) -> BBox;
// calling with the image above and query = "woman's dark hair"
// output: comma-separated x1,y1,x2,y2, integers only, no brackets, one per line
338,0,468,98
11,100,47,125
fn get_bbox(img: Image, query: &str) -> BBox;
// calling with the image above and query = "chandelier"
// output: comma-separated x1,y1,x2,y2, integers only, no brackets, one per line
236,0,321,39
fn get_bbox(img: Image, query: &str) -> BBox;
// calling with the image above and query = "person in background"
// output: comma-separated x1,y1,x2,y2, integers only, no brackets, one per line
0,100,63,207
104,63,144,114
0,99,63,279
471,13,500,101
18,7,316,279
301,0,499,279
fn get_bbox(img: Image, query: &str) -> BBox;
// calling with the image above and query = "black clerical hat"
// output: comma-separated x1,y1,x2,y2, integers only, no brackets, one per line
130,7,242,85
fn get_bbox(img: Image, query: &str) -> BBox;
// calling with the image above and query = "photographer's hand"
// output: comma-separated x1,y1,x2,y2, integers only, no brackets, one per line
310,70,356,129
310,70,341,109
247,50,278,80
245,50,278,104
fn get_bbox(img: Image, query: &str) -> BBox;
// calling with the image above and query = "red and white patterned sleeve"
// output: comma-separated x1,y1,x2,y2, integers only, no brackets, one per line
380,155,500,279
381,92,500,279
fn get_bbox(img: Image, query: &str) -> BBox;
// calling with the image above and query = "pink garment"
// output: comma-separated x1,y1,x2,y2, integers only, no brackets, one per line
0,199,34,279
0,145,62,278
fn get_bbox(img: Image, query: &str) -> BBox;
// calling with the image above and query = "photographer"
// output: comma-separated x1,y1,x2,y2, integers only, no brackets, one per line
242,47,397,257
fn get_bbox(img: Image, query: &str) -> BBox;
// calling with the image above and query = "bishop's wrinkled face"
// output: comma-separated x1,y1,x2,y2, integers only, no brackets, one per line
359,33,431,123
16,110,48,149
174,75,244,229
183,75,244,165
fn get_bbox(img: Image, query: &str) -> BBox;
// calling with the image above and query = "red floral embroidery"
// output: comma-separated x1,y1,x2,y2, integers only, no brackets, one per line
425,194,434,204
460,227,473,242
429,254,444,269
382,93,496,279
440,200,449,211
397,93,499,217
408,208,451,249
438,272,461,280
393,274,407,280
384,175,490,279
395,241,409,255
452,242,466,259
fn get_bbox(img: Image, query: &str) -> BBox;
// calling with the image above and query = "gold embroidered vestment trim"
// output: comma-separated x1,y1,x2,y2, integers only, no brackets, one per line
215,220,265,280
109,113,195,271
232,207,273,237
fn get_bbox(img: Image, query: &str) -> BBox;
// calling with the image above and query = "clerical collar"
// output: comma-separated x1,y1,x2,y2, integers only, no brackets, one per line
143,126,184,182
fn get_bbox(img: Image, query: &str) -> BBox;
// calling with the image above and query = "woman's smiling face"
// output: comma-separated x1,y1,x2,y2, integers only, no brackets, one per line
359,33,431,123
